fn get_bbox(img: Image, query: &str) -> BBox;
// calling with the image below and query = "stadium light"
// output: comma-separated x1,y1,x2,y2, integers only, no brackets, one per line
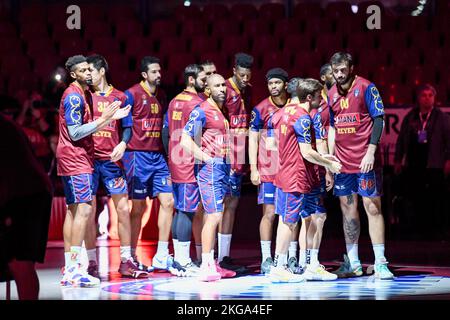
184,0,191,7
351,5,358,14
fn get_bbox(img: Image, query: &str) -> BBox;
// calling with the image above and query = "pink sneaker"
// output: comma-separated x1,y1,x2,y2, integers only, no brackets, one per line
215,261,236,278
198,262,221,282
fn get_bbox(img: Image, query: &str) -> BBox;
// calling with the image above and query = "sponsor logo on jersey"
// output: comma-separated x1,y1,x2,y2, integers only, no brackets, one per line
230,114,248,127
334,113,360,126
142,118,162,131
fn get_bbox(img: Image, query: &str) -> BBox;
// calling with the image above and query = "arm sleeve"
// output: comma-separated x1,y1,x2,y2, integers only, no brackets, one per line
121,90,134,128
68,122,98,141
121,127,132,144
293,115,312,144
328,101,335,128
365,83,385,118
64,93,99,141
162,112,169,154
249,108,263,132
313,111,326,140
370,115,384,145
183,107,206,137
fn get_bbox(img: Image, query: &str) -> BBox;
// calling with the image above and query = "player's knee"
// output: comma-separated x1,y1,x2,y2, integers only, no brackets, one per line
160,197,174,210
314,213,327,227
116,203,130,219
363,198,381,217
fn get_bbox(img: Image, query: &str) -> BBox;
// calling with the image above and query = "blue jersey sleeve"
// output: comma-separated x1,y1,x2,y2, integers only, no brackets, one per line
313,111,326,140
365,83,385,118
184,106,206,137
64,93,84,126
293,115,312,144
249,108,263,132
162,112,169,129
121,90,134,128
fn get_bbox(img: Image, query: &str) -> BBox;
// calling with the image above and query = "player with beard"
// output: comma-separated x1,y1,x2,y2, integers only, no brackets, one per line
122,56,175,272
327,52,394,280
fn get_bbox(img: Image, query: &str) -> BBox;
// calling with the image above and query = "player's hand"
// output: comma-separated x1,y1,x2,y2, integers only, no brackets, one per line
110,141,127,162
359,151,375,173
111,105,131,120
328,161,342,174
250,169,261,186
101,100,122,120
325,170,334,192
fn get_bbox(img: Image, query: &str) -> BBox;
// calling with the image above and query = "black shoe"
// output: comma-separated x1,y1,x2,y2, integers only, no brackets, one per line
219,256,249,275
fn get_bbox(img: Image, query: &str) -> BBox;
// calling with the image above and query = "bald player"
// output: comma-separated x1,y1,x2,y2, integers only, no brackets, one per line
181,74,232,281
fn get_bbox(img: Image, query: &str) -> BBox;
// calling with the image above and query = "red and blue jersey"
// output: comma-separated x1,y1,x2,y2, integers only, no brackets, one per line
167,90,205,183
183,99,230,159
224,77,252,173
328,76,385,173
311,90,331,177
269,103,319,194
124,81,166,152
91,86,130,160
56,82,94,176
250,96,284,183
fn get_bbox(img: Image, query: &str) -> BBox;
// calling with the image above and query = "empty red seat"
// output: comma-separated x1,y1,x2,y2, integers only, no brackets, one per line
357,48,388,67
292,51,324,74
125,35,156,57
58,37,89,57
210,19,240,37
0,22,17,37
261,51,292,71
325,1,353,19
149,20,178,39
18,4,46,24
397,15,429,32
376,31,408,50
273,18,301,36
302,17,334,34
422,48,448,67
90,37,121,55
221,35,250,54
346,32,375,51
83,21,112,40
0,36,22,55
51,24,82,41
1,54,32,75
158,37,187,55
372,66,401,88
7,73,41,95
202,4,230,22
314,33,344,54
180,19,208,37
282,34,313,52
114,19,143,41
242,19,271,36
79,3,106,22
404,66,437,87
104,54,130,80
26,37,57,57
166,52,197,72
259,3,285,21
19,21,49,40
190,35,219,53
293,3,323,19
33,54,62,80
174,4,202,22
230,3,258,21
106,4,137,22
252,35,281,55
390,50,421,68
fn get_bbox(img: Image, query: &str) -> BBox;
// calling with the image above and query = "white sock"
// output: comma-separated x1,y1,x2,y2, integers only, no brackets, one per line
346,243,360,268
120,246,131,262
274,253,288,268
306,249,311,265
70,246,82,266
156,241,169,257
64,252,72,267
178,241,192,266
218,233,232,262
195,244,202,261
309,249,319,266
288,241,298,260
87,249,97,263
201,252,214,267
299,250,307,267
260,241,272,262
173,239,179,261
373,244,386,264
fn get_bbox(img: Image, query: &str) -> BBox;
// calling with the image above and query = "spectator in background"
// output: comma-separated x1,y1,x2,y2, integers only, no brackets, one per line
0,114,52,300
395,84,450,239
15,91,54,172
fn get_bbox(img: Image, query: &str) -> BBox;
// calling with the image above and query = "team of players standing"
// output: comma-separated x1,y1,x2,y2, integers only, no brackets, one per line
56,51,394,287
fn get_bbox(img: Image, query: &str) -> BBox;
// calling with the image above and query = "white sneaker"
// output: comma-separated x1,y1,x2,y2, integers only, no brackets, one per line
169,260,200,277
65,264,101,287
268,265,305,283
198,262,221,282
304,264,338,281
152,254,173,270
